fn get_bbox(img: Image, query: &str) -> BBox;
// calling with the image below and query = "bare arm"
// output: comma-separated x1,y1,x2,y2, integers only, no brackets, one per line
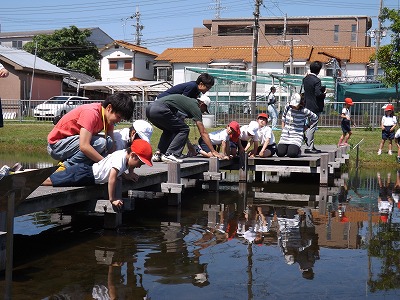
79,127,105,163
196,120,222,158
0,64,9,78
108,167,123,208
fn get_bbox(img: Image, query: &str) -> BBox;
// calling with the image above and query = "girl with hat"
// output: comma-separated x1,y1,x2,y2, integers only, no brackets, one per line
338,97,354,147
378,103,397,155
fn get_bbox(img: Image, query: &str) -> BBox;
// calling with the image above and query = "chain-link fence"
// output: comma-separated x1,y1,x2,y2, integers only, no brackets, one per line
0,98,391,129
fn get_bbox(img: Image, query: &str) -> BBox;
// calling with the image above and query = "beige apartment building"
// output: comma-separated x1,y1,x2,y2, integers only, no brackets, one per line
194,16,372,48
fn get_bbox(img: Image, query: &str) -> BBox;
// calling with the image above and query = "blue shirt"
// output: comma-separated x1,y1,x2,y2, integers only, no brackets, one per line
157,81,200,99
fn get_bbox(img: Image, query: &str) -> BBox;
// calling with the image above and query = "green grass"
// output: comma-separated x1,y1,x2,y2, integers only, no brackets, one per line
0,122,397,169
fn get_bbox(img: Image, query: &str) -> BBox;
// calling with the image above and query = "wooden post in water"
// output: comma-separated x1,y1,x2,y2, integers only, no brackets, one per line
320,153,329,186
161,162,183,205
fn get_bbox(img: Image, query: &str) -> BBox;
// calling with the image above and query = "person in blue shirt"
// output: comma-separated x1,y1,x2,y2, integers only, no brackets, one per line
157,73,215,99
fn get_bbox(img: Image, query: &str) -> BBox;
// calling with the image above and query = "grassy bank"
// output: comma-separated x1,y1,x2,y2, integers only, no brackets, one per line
0,122,397,169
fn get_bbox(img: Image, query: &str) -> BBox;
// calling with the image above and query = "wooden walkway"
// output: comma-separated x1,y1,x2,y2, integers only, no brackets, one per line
0,144,349,278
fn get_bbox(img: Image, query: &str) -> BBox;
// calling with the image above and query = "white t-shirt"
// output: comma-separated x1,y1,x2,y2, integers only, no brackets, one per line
258,126,275,145
240,121,260,141
381,115,397,127
92,149,128,184
113,128,130,150
208,128,229,145
341,107,351,119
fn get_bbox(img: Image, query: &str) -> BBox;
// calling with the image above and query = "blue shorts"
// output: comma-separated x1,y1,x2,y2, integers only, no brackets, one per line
198,137,216,153
50,163,95,187
382,126,394,140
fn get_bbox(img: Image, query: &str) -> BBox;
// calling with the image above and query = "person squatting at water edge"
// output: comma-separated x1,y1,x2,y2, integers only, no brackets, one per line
113,120,153,151
192,120,241,160
257,113,277,157
42,139,153,208
277,93,318,158
157,73,215,99
47,93,135,171
146,94,224,163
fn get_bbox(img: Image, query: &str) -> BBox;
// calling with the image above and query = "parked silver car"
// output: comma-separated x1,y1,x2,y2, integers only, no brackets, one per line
33,96,88,120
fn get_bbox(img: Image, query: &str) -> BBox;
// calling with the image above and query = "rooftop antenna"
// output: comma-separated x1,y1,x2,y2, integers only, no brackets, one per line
209,0,226,19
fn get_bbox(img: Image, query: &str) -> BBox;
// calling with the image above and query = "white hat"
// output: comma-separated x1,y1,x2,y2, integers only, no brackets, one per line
247,121,259,136
198,94,211,113
285,254,295,265
132,120,153,143
290,93,302,107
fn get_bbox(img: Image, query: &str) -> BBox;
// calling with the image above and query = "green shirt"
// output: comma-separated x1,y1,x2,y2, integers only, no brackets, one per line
158,94,203,122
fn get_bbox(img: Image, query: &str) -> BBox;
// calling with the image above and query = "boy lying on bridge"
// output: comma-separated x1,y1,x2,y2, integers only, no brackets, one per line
42,139,153,209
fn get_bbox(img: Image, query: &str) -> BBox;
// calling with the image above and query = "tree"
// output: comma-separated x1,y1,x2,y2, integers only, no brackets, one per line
375,8,400,104
23,26,101,78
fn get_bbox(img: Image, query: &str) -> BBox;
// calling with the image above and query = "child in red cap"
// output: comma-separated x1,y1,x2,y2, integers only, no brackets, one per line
42,139,153,208
338,97,354,147
378,104,397,155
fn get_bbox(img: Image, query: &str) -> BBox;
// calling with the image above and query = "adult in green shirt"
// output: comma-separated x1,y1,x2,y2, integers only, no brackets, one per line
146,94,221,163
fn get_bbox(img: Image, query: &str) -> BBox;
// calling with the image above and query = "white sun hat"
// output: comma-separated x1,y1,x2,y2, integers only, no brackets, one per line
133,120,153,143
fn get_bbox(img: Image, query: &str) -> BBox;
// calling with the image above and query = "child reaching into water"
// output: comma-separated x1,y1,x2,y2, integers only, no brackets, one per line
42,139,153,208
377,104,397,155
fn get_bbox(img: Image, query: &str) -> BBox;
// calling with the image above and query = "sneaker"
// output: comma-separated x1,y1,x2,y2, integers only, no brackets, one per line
55,161,66,172
377,149,382,155
152,152,162,162
161,154,183,163
388,150,393,155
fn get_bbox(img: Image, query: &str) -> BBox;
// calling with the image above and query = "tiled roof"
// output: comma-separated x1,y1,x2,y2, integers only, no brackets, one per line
100,40,158,57
156,45,375,64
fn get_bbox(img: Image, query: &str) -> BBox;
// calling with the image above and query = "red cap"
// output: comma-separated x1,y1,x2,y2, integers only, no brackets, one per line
130,139,153,166
380,214,388,223
228,121,240,142
345,98,354,106
398,202,400,209
257,113,269,120
385,104,394,111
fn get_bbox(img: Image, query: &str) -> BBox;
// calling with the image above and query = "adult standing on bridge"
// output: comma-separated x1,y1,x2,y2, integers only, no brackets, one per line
146,94,223,163
47,93,134,170
303,61,326,154
0,62,10,128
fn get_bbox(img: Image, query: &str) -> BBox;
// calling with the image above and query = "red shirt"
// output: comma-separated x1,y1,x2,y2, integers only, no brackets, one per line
48,103,114,144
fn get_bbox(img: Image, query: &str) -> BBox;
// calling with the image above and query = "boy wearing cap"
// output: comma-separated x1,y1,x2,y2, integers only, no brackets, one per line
42,139,153,208
114,120,153,151
195,121,241,159
378,103,397,155
277,93,318,158
338,97,354,147
146,94,223,163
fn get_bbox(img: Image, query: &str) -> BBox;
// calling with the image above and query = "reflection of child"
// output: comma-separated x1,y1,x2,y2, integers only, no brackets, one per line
338,97,354,147
378,104,397,155
377,172,394,223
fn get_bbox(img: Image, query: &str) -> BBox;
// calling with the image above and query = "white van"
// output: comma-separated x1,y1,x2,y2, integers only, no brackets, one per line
33,96,88,120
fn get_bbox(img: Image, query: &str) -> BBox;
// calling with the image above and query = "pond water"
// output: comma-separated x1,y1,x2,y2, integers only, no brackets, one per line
0,157,400,299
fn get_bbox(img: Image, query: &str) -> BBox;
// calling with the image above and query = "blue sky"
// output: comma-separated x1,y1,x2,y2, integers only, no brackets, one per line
1,0,399,54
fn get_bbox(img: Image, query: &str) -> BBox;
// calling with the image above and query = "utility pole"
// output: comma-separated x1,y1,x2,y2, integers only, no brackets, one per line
251,0,262,117
374,0,383,77
280,38,300,74
131,6,144,45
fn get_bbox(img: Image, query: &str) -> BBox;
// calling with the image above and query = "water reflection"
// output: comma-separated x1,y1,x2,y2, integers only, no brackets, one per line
1,168,400,299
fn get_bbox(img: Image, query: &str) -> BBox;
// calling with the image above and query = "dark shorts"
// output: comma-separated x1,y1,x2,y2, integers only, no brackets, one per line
257,143,277,156
382,126,394,140
198,137,217,153
50,163,95,187
341,119,351,134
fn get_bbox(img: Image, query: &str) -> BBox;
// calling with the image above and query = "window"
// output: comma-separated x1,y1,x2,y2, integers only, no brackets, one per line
157,67,172,81
285,66,306,75
265,24,309,35
351,24,357,42
12,40,23,49
218,25,252,36
334,25,339,43
146,61,151,70
109,59,132,70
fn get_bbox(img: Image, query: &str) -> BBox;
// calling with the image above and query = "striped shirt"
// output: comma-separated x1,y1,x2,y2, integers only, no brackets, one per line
279,105,318,147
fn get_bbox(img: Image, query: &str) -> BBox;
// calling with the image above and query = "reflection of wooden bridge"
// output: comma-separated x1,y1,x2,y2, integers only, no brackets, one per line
0,144,349,284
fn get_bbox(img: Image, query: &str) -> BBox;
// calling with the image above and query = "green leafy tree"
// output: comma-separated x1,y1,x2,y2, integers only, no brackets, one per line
23,26,101,78
375,8,400,103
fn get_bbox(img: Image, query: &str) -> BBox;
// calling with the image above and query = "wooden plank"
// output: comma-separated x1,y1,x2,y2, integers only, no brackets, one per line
255,165,315,173
254,192,311,201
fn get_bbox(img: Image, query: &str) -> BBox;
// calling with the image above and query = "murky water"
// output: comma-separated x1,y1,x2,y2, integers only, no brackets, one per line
1,157,400,299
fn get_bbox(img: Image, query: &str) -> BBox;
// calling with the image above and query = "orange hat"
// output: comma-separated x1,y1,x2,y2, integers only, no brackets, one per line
345,98,354,106
130,139,153,166
228,121,240,142
257,113,269,120
385,104,394,111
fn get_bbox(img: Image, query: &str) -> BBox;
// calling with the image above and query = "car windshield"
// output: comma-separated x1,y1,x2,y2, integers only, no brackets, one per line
45,100,69,104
